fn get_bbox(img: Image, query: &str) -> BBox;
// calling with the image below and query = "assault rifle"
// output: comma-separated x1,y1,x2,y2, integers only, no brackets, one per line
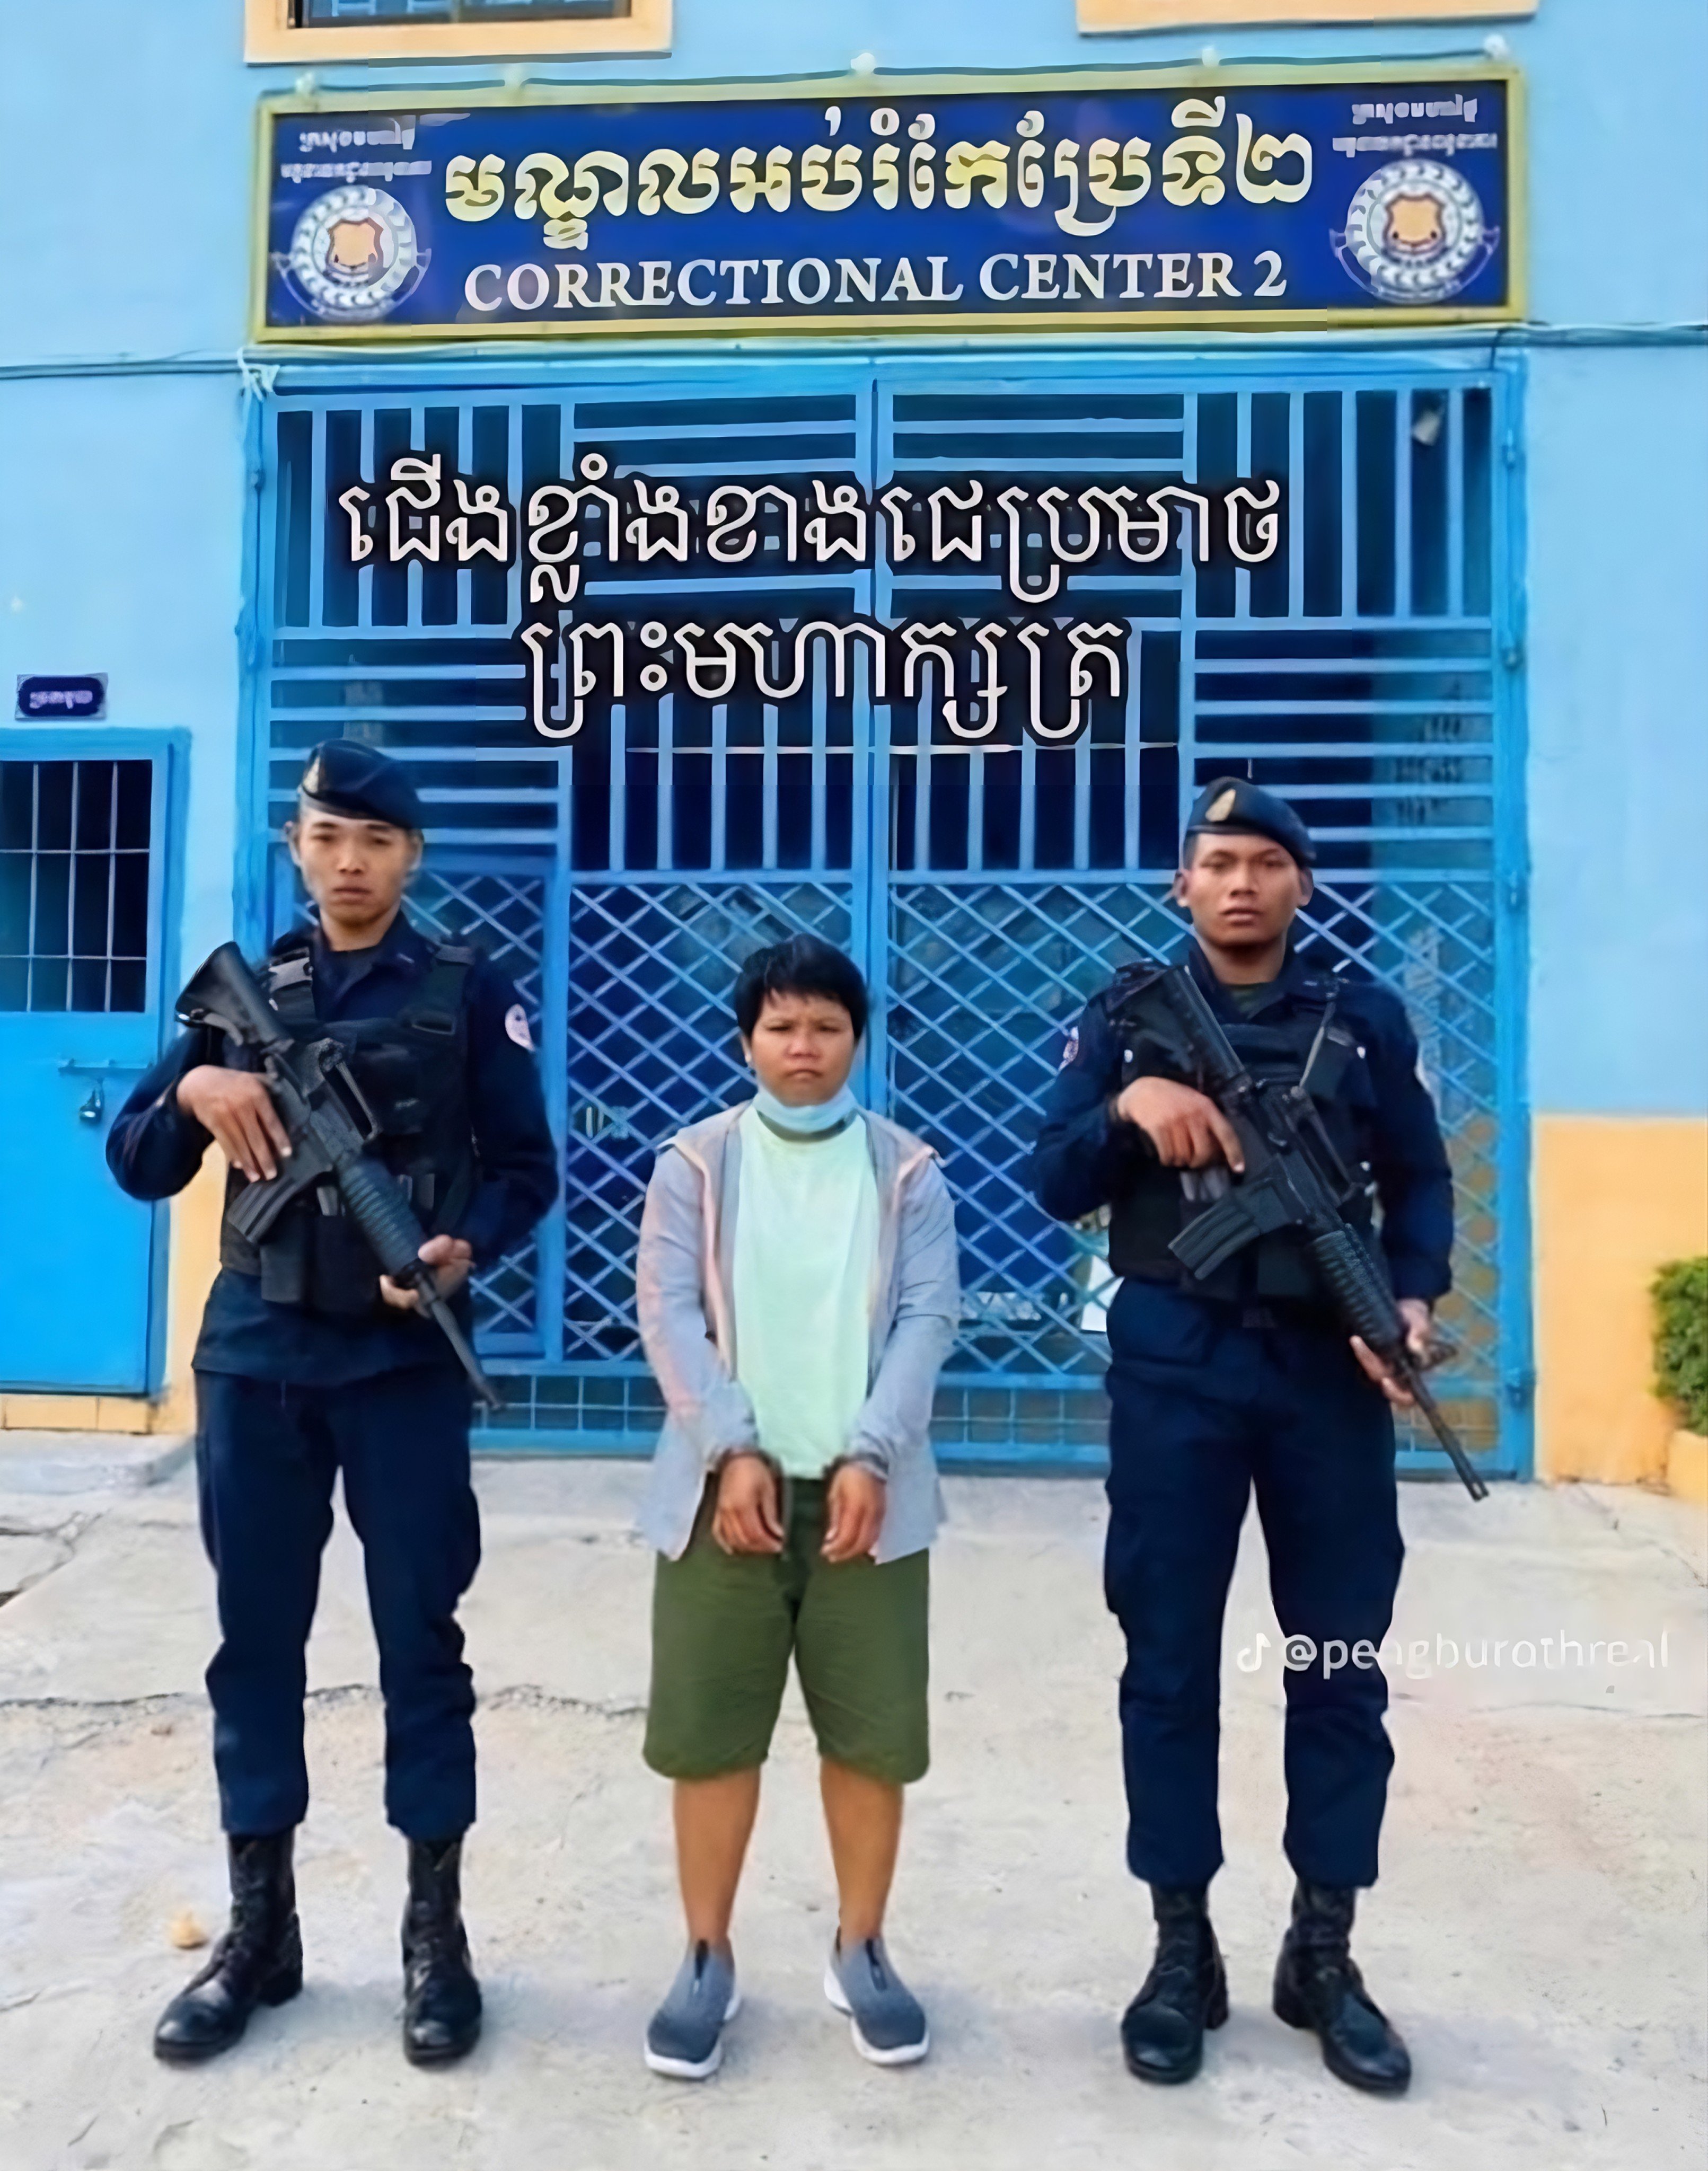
1111,963,1487,1501
177,942,503,1411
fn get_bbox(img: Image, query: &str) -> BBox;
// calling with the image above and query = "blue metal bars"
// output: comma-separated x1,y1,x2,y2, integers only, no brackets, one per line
250,349,1527,1475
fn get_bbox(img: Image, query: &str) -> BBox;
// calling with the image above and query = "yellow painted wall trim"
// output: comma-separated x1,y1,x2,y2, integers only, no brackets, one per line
153,1154,226,1437
1534,1116,1708,1486
1668,1429,1708,1507
1079,0,1535,26
1,1393,148,1433
0,1152,225,1437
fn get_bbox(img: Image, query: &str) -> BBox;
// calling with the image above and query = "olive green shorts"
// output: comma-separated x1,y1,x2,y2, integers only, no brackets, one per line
644,1477,930,1787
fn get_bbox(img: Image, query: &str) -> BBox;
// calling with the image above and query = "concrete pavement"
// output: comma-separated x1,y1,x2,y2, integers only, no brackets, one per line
0,1461,1703,2171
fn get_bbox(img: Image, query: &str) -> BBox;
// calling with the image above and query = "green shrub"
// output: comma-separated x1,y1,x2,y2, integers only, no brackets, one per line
1652,1257,1708,1436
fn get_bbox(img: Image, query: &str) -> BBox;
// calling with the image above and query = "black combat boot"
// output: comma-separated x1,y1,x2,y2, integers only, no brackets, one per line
402,1837,483,2066
1119,1884,1229,2084
153,1832,303,2064
1272,1879,1411,2095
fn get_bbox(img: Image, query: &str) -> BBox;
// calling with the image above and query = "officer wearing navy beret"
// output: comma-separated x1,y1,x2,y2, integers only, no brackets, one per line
1029,777,1452,2096
108,741,558,2068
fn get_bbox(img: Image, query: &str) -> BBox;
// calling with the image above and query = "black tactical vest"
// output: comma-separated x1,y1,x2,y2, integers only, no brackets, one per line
219,931,478,1318
1106,970,1380,1304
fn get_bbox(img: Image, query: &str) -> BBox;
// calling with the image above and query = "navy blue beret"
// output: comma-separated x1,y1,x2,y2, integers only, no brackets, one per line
1184,775,1315,867
298,741,423,832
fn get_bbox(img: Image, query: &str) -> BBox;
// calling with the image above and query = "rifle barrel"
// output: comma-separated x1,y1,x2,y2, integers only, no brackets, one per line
1404,1365,1490,1501
415,1281,505,1413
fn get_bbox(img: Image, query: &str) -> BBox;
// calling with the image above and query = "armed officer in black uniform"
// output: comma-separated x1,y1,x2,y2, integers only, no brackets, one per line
1029,779,1452,2097
108,743,558,2068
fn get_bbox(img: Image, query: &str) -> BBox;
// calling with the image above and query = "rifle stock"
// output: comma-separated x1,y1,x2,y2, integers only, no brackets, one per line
178,942,294,1054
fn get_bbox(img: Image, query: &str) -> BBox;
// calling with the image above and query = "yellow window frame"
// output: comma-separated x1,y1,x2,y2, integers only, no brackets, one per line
1079,0,1534,29
245,0,671,65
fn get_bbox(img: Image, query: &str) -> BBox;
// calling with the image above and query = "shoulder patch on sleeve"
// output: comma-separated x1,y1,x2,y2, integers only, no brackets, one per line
1059,1024,1081,1069
504,1002,535,1052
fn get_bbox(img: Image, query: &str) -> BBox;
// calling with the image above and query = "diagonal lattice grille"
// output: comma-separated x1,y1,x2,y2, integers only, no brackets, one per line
888,876,1503,1452
258,366,1521,1468
410,868,549,1348
889,881,1179,1378
563,880,853,1362
1296,879,1502,1451
409,870,545,1010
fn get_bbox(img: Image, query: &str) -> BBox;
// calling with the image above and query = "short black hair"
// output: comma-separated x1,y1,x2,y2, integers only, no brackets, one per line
732,933,868,1042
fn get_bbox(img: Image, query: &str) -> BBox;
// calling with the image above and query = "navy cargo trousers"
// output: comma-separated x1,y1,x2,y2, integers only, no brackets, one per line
193,1367,481,1842
1103,1278,1404,1893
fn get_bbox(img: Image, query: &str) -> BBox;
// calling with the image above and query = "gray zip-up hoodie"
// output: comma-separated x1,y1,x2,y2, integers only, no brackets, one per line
635,1101,961,1565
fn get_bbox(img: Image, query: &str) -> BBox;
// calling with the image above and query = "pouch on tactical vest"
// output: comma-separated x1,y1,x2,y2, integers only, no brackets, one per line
217,932,479,1318
1105,969,1378,1304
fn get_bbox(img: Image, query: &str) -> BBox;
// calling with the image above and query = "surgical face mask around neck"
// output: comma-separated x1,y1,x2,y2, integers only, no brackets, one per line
750,1081,860,1137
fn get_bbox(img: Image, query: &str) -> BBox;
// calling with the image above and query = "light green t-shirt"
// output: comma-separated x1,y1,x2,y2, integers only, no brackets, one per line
732,1102,881,1479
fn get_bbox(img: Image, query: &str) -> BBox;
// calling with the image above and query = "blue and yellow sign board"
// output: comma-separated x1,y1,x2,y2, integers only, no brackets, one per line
254,65,1521,342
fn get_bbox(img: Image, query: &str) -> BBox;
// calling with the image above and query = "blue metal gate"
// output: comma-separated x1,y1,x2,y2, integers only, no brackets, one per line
245,348,1530,1477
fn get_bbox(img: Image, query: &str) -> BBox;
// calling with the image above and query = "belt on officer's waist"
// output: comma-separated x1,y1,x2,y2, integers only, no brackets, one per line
1237,1297,1344,1333
1123,1268,1337,1336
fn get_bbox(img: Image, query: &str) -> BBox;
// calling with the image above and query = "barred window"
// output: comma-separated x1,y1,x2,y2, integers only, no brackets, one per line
0,761,152,1014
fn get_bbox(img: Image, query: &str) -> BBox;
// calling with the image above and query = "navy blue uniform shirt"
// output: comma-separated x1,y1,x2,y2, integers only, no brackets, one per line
1028,938,1454,1304
108,913,560,1384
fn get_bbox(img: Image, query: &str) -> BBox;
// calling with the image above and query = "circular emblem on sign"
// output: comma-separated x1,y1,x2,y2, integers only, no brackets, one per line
283,187,424,322
1333,160,1496,305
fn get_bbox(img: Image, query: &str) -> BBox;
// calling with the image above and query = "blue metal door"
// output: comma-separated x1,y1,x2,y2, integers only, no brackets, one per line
871,358,1530,1477
249,349,1528,1476
0,735,174,1391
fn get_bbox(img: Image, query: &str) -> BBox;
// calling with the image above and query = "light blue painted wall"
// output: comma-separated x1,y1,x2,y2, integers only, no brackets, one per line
5,0,1705,358
0,373,249,975
1527,344,1708,1113
1,0,1704,1106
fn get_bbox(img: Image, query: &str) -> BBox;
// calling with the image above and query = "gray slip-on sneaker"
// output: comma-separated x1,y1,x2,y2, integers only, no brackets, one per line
644,1941,741,2080
824,1936,930,2067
